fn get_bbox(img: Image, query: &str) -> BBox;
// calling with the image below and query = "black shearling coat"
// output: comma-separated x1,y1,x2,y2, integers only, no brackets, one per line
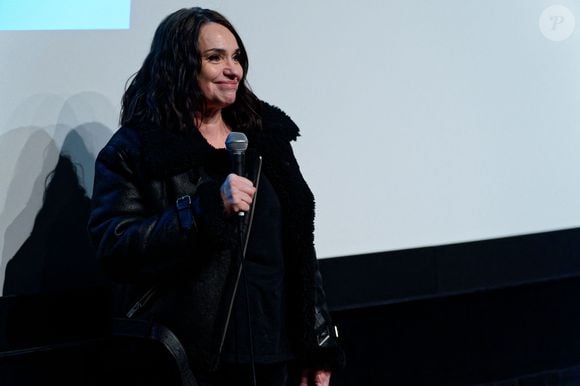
89,101,342,373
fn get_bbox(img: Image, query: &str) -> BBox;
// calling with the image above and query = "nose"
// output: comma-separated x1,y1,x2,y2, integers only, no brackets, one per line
223,59,242,79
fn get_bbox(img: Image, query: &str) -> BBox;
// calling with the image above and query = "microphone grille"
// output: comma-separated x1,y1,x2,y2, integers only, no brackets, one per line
225,132,248,153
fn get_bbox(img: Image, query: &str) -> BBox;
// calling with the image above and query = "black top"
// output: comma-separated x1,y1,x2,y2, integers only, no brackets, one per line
221,174,293,364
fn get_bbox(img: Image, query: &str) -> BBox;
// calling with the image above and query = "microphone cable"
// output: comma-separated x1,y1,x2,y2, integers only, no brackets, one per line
236,156,262,386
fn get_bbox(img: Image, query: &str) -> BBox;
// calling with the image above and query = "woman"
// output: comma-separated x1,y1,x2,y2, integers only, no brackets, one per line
89,7,342,386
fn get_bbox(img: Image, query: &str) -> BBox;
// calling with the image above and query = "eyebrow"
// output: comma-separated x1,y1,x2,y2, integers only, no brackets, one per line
202,48,241,55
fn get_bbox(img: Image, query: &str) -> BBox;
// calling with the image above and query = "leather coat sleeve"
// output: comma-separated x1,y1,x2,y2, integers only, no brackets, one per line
88,137,229,284
279,133,344,370
308,252,346,371
268,117,344,371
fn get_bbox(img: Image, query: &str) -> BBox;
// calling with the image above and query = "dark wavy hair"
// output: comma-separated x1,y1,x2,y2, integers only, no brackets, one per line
120,7,261,133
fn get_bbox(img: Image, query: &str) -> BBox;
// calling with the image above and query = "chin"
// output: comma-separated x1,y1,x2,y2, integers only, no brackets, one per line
222,98,237,107
207,99,236,111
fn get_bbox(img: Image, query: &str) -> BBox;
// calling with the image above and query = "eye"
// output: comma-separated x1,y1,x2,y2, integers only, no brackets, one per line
207,54,221,62
232,53,241,63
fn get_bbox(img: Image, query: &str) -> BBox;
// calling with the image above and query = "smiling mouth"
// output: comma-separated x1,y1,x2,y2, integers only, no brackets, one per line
217,82,238,90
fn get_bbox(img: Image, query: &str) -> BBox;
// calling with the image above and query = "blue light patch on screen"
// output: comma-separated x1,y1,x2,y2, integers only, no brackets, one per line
0,0,131,31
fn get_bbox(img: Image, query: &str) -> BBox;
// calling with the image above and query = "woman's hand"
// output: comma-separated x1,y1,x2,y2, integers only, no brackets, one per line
299,369,332,386
220,173,256,215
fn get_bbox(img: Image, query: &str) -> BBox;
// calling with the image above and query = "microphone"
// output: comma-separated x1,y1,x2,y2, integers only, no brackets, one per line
225,132,248,176
225,132,249,217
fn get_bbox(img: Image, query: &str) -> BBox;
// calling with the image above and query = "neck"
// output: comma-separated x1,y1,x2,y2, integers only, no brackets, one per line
196,109,230,149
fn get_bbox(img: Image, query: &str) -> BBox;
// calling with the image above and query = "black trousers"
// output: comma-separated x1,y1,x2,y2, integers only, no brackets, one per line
195,362,300,386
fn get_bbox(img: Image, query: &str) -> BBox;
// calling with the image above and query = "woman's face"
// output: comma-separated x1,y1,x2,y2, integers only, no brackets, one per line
197,22,243,111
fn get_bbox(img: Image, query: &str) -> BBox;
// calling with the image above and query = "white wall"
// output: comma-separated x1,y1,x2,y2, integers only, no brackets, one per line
1,0,580,291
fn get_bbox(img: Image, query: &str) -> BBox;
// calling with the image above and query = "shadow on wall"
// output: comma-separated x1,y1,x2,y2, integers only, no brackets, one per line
1,123,113,296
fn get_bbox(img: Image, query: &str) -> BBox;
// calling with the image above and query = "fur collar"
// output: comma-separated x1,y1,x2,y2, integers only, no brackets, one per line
138,101,299,179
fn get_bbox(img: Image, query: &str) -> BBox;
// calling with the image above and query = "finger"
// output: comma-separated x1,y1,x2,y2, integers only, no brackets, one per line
314,370,331,386
239,184,257,197
232,201,250,213
231,191,253,207
299,375,308,386
227,175,256,199
229,193,252,213
234,183,256,198
220,178,252,214
237,175,255,187
228,174,254,188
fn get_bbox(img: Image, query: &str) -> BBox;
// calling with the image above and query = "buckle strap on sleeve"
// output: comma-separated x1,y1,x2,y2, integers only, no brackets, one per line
176,195,195,231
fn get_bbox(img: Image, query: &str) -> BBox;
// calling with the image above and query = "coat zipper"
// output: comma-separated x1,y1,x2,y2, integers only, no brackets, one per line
126,285,159,319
